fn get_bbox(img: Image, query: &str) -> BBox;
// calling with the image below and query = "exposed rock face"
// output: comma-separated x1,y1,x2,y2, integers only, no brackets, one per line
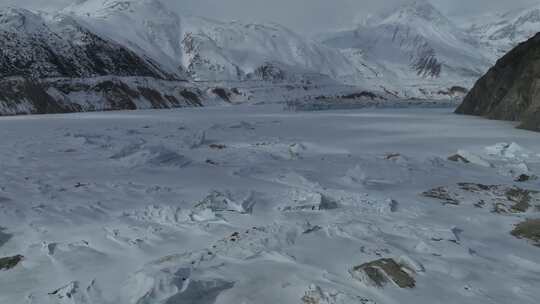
0,255,24,270
422,183,540,213
512,219,540,246
456,33,540,131
0,77,205,115
350,258,416,289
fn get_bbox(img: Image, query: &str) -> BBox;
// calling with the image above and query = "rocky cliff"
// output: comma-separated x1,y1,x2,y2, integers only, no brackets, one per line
456,33,540,131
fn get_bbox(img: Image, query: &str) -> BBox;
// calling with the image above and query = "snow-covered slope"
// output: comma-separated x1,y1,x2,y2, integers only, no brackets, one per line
0,7,171,79
180,17,358,82
64,0,358,84
63,0,188,79
467,4,540,60
321,1,491,98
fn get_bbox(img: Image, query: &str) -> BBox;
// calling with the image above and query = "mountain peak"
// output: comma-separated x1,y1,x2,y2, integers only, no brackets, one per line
385,1,448,25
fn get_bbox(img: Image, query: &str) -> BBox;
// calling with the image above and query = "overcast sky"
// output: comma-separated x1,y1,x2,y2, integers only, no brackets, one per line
3,0,539,34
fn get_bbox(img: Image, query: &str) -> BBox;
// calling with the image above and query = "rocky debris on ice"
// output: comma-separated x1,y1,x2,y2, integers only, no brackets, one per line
422,186,460,205
511,219,540,246
447,154,471,164
302,223,324,235
0,254,24,271
209,143,227,150
350,258,416,289
422,183,540,213
383,152,409,165
515,174,538,183
505,188,538,213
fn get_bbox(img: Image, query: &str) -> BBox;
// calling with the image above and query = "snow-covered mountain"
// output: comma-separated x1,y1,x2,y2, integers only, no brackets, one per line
180,17,359,83
0,0,388,116
63,0,358,84
0,7,172,79
2,0,540,115
0,5,228,114
321,1,492,98
467,4,540,60
62,0,188,79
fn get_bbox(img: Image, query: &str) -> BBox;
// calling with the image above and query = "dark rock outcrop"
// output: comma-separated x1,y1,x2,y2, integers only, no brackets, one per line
0,254,23,270
456,33,540,131
0,77,206,115
512,219,540,246
350,258,416,288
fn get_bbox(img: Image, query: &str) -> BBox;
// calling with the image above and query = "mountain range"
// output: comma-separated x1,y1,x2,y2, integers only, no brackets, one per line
0,0,539,114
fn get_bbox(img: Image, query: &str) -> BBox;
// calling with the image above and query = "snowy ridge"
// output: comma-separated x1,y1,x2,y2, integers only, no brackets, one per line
467,4,540,60
179,16,358,82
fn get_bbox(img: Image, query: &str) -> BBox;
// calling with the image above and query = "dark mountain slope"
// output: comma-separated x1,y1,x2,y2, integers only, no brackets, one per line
0,8,213,114
456,33,540,131
0,8,173,79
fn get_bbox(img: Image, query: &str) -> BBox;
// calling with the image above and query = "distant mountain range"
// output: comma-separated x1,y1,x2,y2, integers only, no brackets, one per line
0,0,538,114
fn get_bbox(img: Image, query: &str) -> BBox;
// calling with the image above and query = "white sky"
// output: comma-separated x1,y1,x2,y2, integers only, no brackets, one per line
3,0,539,34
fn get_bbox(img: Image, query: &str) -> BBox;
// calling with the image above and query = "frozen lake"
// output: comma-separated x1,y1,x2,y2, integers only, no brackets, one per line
1,105,539,304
